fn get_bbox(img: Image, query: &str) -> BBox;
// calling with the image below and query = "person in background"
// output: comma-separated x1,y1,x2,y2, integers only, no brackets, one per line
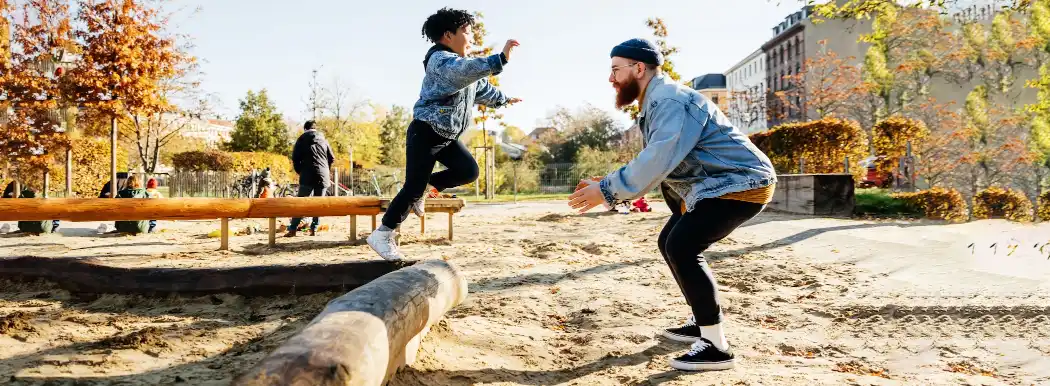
114,176,151,235
145,178,162,233
258,178,274,198
286,120,335,237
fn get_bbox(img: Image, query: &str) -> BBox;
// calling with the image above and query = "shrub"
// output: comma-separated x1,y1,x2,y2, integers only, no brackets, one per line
892,188,968,222
854,188,922,218
1038,190,1050,222
749,117,868,180
497,161,540,194
10,138,129,197
227,152,294,183
872,116,928,179
972,186,1034,222
171,150,234,172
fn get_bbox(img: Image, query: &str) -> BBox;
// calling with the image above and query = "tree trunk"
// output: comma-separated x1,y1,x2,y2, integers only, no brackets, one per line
65,148,73,197
111,116,118,199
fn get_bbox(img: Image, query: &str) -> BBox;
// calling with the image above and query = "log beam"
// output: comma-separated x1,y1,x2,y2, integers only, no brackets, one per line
0,197,385,222
233,259,468,386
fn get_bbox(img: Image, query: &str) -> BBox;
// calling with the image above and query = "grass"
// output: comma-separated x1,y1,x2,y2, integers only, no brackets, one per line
854,188,922,218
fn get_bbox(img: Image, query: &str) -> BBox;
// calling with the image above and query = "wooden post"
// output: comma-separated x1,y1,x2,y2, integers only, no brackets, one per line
371,215,377,231
110,116,117,199
349,215,358,242
448,212,454,241
42,170,49,198
421,214,426,235
799,157,806,174
233,260,468,386
220,218,230,251
333,167,339,197
65,148,73,198
268,217,276,246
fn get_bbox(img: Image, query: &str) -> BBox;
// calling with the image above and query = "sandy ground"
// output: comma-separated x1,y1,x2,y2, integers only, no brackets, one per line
1,201,1049,385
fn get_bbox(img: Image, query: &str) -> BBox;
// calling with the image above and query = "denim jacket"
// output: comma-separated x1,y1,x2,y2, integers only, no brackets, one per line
599,74,777,212
413,44,510,139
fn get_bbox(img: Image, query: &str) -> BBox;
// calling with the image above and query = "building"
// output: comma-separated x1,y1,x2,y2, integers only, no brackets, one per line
762,5,813,128
181,118,235,146
688,73,728,113
725,49,768,134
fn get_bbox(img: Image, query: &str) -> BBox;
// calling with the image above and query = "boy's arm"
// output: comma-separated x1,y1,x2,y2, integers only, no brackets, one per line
428,51,506,93
598,98,704,205
474,77,509,108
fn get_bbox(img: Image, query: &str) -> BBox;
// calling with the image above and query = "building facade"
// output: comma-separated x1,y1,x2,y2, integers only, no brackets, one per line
688,74,728,113
762,6,813,128
181,118,235,146
725,49,767,134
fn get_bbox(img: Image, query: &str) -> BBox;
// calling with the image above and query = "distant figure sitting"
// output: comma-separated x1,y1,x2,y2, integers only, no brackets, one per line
258,178,274,198
145,178,162,233
114,176,152,235
285,120,335,237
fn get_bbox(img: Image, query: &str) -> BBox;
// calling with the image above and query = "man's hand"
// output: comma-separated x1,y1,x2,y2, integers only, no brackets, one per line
503,39,520,61
573,176,602,192
568,179,606,214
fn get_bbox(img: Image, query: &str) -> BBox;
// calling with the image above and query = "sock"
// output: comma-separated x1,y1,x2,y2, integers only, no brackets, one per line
698,323,729,351
378,225,394,232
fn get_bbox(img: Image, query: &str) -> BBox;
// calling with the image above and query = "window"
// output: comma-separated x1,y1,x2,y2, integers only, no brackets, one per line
787,42,792,60
796,38,801,55
796,63,801,76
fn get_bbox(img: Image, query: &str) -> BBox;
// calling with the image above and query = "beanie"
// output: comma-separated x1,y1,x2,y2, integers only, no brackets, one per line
146,178,158,189
610,38,663,66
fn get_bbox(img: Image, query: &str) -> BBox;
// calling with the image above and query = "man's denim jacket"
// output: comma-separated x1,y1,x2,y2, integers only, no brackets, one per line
413,44,509,139
599,74,778,212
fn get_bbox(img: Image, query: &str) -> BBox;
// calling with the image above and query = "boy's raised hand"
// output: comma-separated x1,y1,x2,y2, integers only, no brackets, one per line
507,97,523,105
503,39,520,61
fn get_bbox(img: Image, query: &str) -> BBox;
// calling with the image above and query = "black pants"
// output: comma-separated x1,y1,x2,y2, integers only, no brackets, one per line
290,183,327,231
657,184,764,326
382,120,479,229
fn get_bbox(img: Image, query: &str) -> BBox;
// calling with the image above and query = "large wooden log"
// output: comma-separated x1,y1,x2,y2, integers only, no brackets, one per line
0,256,416,296
0,197,384,222
234,259,469,386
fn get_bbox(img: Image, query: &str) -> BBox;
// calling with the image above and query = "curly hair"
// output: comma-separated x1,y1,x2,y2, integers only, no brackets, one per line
421,7,475,43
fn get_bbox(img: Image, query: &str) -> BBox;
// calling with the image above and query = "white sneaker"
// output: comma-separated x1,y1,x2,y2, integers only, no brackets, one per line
367,229,405,260
410,197,426,218
0,224,9,233
97,224,108,234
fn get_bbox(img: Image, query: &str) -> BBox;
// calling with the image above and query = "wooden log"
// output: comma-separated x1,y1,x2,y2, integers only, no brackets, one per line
0,256,417,296
420,214,426,235
0,197,384,222
349,216,358,242
234,259,468,386
448,213,454,241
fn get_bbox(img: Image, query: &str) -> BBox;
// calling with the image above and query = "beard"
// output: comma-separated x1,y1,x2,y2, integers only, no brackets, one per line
614,77,641,108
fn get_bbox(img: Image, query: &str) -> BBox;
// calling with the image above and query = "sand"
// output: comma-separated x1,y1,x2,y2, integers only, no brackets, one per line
2,201,1049,385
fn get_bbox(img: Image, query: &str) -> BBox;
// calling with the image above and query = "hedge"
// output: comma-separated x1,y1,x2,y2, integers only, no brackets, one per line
892,188,968,222
171,150,234,172
972,186,1034,222
5,138,129,197
1038,190,1050,222
872,116,928,180
749,117,868,180
227,152,294,183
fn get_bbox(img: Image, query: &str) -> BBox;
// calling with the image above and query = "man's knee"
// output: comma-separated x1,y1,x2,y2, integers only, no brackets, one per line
458,162,480,184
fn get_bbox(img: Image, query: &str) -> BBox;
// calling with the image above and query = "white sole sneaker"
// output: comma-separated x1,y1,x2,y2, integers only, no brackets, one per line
660,329,702,343
367,231,404,261
669,358,735,371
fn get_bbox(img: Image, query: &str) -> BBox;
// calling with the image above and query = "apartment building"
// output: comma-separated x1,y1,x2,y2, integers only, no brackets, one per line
725,49,767,134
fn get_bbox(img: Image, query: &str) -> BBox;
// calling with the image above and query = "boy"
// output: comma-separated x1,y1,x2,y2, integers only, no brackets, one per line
368,7,521,260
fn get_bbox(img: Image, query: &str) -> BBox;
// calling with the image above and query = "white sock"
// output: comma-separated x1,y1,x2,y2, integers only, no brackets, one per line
698,323,729,351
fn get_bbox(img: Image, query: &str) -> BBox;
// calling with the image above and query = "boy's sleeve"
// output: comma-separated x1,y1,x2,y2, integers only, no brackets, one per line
428,51,505,93
598,98,704,206
474,77,509,108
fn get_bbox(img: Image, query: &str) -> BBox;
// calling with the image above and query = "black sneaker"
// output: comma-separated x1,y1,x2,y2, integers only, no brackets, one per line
661,316,702,343
670,338,735,371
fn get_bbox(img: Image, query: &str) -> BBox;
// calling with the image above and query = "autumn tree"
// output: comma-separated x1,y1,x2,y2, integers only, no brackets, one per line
225,89,290,155
379,105,409,167
957,86,1031,199
1022,0,1050,198
67,0,187,195
905,97,964,188
776,40,861,122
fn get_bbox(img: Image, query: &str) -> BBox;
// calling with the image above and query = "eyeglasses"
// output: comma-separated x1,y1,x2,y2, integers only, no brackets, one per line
611,62,641,75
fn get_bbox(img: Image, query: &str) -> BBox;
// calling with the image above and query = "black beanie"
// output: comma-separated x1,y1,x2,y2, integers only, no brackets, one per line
610,38,663,66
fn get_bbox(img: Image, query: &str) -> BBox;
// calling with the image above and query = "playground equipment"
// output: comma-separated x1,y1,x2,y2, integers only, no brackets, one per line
0,196,466,250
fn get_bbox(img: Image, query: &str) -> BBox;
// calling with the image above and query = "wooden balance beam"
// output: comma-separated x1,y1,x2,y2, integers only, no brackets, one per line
234,259,468,386
0,197,466,251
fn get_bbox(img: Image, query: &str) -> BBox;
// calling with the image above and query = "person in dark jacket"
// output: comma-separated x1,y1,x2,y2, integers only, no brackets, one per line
286,120,335,237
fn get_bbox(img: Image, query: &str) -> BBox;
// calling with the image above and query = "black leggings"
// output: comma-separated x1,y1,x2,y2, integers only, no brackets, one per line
657,184,764,326
382,120,479,229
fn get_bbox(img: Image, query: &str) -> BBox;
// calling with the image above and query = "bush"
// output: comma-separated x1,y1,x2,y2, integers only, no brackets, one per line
1038,190,1050,221
872,116,928,179
171,150,234,172
749,117,868,180
972,186,1033,222
854,188,922,218
227,152,294,183
10,138,129,197
892,188,968,222
497,161,540,194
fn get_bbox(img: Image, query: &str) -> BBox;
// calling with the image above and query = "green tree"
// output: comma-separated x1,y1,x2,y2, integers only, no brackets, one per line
379,105,410,167
225,89,290,154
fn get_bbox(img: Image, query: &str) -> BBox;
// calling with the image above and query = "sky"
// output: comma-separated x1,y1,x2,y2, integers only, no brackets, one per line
169,0,807,133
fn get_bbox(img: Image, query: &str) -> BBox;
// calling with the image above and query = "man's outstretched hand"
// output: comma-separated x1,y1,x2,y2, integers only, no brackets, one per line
503,39,520,61
569,178,606,214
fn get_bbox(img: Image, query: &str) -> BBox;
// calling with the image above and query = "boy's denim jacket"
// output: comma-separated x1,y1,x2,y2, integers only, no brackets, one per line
599,74,778,212
413,44,509,139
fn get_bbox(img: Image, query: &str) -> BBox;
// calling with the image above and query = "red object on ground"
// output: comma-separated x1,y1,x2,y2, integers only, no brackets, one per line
632,197,651,213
